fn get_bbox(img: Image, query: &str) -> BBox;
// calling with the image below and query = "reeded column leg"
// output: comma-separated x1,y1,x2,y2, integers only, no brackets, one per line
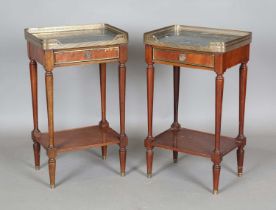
118,57,128,177
99,63,109,160
45,70,57,189
171,66,181,163
212,73,224,194
30,59,41,170
237,63,248,177
144,45,154,178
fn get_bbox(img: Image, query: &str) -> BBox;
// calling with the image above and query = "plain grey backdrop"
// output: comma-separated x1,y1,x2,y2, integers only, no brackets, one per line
0,0,276,209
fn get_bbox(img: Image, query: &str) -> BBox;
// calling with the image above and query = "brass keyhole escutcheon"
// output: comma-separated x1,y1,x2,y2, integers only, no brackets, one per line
179,54,186,62
84,51,92,59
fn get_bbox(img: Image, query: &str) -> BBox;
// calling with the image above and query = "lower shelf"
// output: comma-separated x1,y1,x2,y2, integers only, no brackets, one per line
37,125,120,153
153,128,238,158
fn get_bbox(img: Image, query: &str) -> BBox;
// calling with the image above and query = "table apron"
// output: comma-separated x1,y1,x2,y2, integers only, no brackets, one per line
153,48,215,69
54,47,119,65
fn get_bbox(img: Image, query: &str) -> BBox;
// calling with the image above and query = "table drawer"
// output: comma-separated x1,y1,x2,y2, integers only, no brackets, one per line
54,47,119,64
153,48,214,68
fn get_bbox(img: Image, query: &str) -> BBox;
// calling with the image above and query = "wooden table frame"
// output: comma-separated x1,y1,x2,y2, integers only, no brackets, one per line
28,42,128,189
144,44,249,194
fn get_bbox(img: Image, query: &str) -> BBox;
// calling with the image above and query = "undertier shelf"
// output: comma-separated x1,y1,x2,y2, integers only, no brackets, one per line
153,128,238,158
37,125,120,153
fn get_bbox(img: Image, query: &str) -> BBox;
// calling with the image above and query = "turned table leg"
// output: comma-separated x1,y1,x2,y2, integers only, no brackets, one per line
237,63,248,177
99,63,109,160
118,62,127,176
144,45,154,178
118,45,128,177
212,73,224,194
30,59,41,170
45,70,57,189
171,66,181,163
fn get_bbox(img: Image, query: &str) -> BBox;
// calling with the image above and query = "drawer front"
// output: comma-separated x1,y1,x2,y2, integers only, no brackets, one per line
153,48,214,68
54,47,119,64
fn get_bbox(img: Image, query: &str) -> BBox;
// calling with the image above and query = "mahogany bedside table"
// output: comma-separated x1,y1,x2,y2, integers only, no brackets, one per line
25,24,128,188
144,25,252,194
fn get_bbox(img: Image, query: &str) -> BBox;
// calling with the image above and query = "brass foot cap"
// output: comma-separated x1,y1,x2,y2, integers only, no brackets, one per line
35,166,40,170
147,173,152,178
50,184,55,189
213,190,218,195
102,156,107,160
173,159,177,163
121,172,125,177
238,172,243,177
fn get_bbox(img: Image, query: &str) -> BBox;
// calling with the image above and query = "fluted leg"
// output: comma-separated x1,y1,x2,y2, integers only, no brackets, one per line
237,63,248,176
30,59,41,170
118,60,128,176
171,66,181,163
99,63,109,160
212,73,224,194
145,46,155,177
45,70,56,189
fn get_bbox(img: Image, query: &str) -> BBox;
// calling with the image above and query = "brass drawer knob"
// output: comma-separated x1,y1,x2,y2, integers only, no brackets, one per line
179,54,186,62
84,51,92,59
